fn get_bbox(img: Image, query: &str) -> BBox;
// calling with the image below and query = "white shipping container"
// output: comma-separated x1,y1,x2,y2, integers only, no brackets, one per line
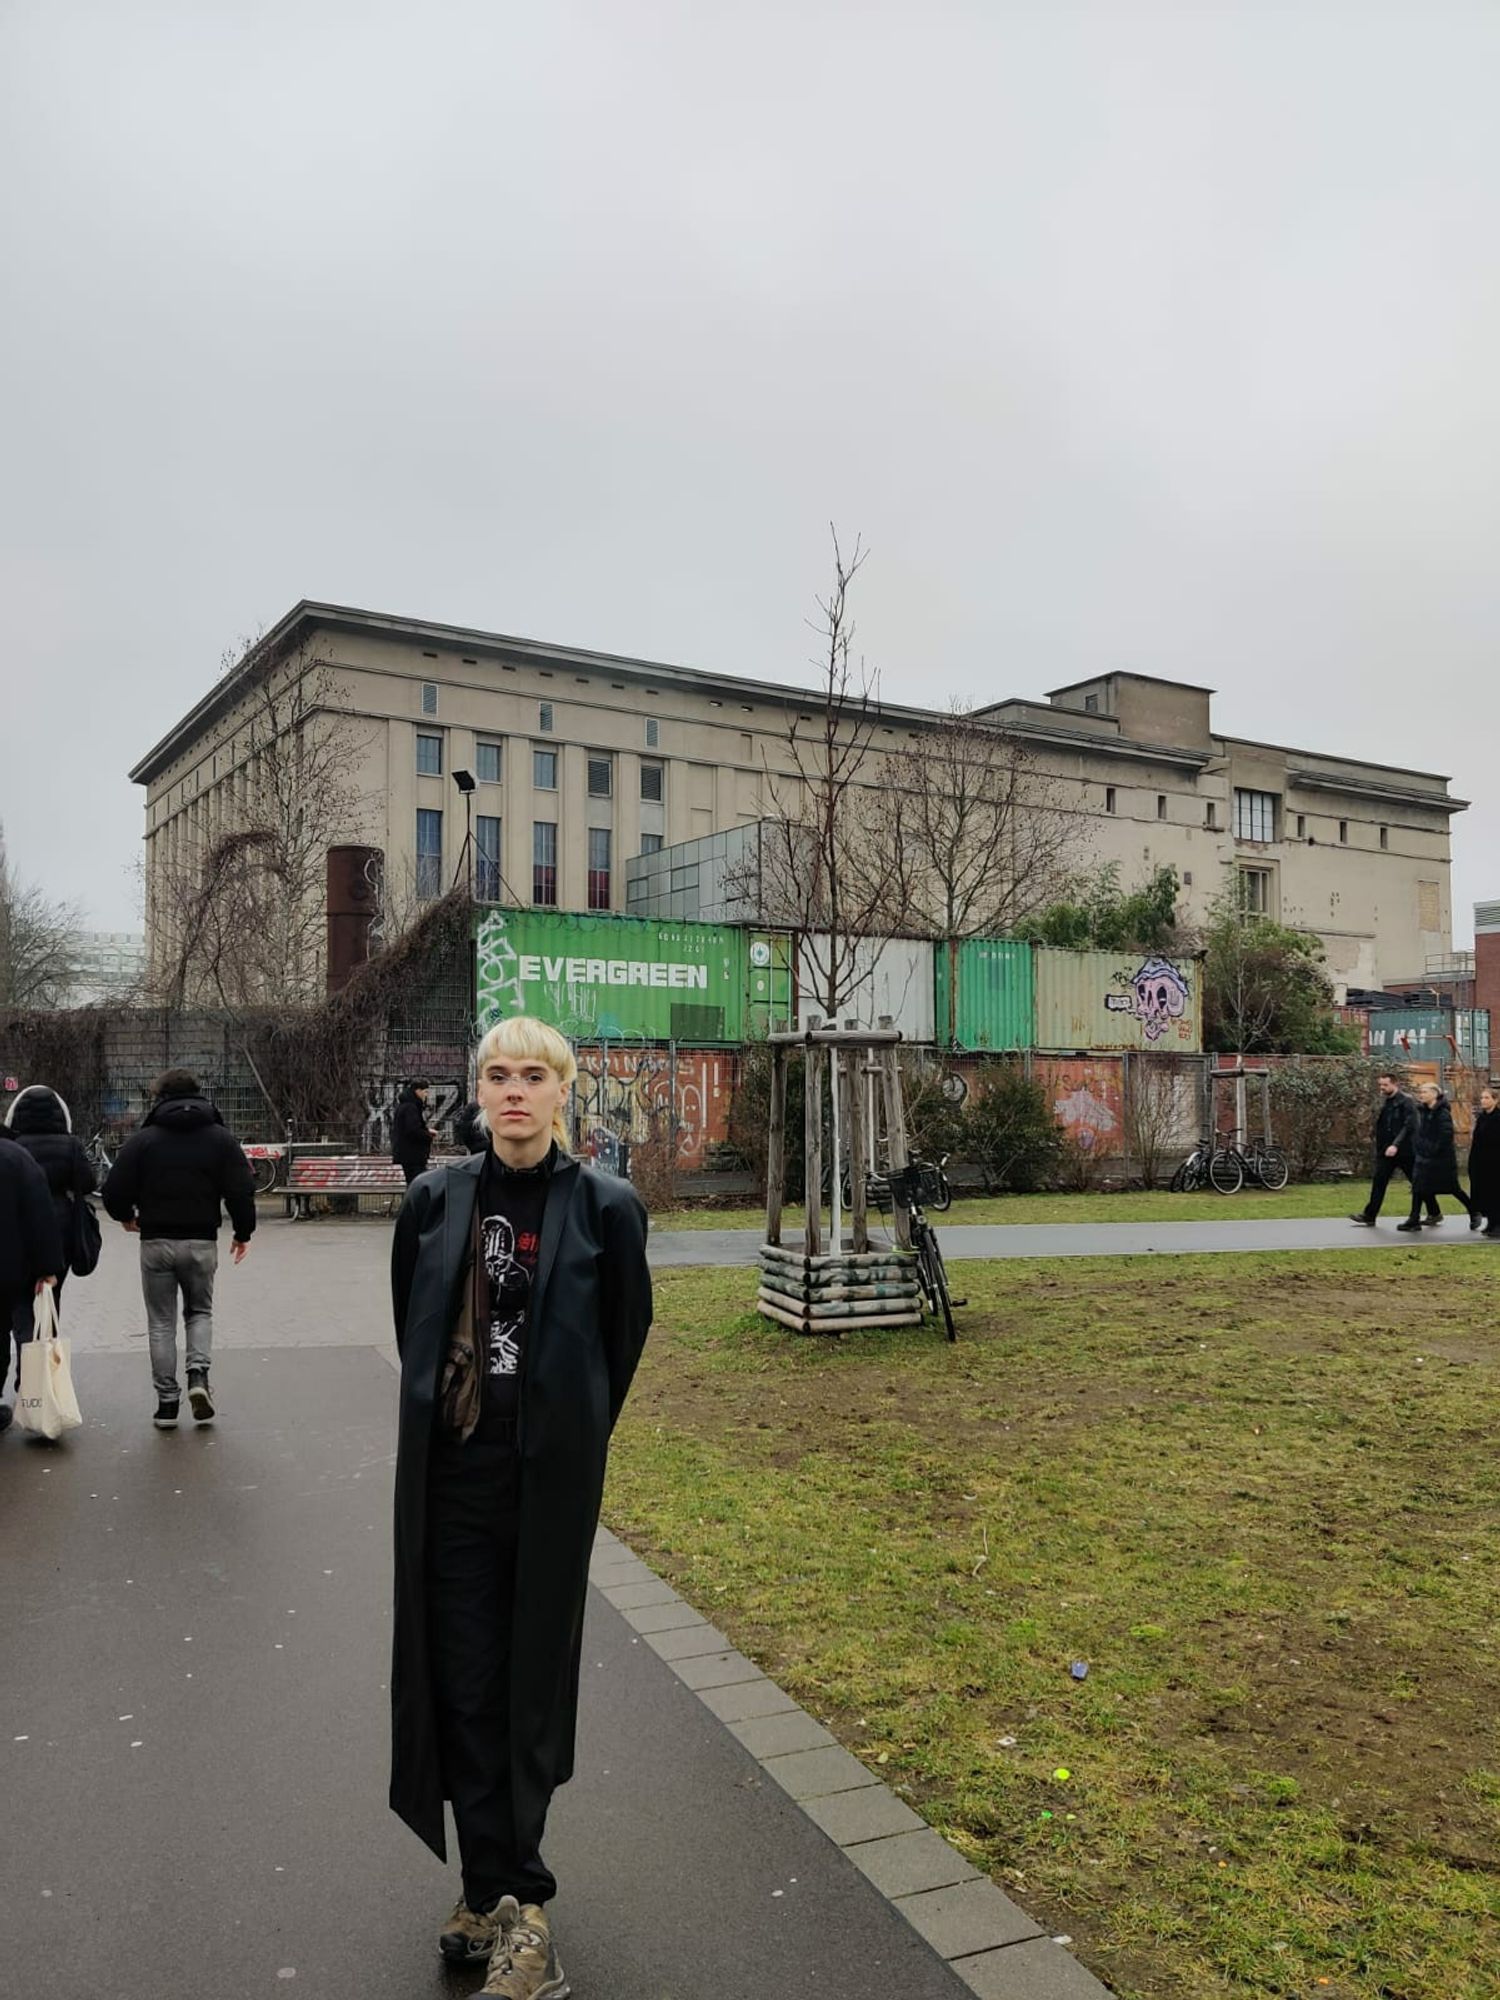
795,934,935,1042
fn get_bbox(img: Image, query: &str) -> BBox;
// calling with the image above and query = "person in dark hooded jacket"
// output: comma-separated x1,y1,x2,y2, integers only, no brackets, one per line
1467,1085,1500,1238
0,1132,64,1434
4,1085,96,1346
1399,1082,1479,1231
391,1081,435,1183
102,1070,256,1429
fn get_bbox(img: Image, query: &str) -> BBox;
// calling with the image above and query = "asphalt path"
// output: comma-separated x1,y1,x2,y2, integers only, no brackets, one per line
1,1346,981,2000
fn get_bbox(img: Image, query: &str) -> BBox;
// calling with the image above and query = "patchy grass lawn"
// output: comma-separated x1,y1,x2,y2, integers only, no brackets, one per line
649,1180,1370,1231
605,1251,1500,2000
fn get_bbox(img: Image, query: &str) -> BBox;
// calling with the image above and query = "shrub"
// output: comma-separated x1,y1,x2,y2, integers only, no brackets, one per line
1269,1058,1385,1179
960,1061,1063,1192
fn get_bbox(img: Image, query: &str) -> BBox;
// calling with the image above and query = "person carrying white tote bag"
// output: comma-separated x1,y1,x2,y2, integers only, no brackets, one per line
16,1283,82,1440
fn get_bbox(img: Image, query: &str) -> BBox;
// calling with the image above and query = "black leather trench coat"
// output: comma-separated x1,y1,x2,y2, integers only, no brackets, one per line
389,1149,652,1859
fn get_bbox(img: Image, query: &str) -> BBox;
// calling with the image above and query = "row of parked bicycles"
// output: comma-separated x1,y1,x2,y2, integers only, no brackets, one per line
1171,1132,1289,1195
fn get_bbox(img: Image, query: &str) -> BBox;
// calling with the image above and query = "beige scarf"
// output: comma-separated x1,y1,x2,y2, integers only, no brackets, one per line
439,1198,487,1442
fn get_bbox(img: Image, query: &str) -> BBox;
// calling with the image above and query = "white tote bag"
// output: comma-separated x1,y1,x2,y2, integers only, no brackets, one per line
16,1286,83,1440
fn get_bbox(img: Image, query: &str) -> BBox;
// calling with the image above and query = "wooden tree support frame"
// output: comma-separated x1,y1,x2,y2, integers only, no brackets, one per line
760,1016,918,1336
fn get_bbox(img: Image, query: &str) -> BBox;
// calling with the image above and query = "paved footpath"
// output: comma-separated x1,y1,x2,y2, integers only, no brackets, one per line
3,1228,1108,2000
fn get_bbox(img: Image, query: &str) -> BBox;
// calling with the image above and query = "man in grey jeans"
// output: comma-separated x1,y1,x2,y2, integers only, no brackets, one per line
102,1071,257,1428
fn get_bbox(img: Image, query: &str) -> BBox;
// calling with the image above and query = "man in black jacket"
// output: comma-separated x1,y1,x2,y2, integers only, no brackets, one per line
0,1131,64,1435
392,1081,436,1184
1351,1071,1434,1226
102,1070,256,1429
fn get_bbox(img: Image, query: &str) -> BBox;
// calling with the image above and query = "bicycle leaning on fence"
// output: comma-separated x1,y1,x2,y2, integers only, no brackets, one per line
886,1161,960,1341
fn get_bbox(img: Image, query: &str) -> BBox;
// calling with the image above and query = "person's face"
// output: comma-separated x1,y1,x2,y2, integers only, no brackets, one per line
414,1086,428,1103
1482,1090,1496,1114
1420,1084,1438,1106
1379,1076,1398,1097
477,1053,565,1158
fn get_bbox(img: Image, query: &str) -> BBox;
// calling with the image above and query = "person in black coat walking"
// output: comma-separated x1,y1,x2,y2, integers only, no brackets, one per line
1467,1085,1500,1239
4,1085,97,1348
453,1098,487,1155
1351,1071,1434,1225
0,1132,64,1435
1398,1082,1478,1231
390,1016,651,1997
102,1070,256,1428
391,1081,435,1184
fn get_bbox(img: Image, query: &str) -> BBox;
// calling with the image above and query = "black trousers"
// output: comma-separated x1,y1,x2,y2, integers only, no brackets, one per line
7,1274,65,1386
426,1429,556,1912
1363,1158,1435,1221
1407,1179,1474,1224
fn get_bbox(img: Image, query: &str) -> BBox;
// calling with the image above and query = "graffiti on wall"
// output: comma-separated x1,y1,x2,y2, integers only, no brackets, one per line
1036,1058,1124,1153
362,1078,464,1153
1104,956,1191,1043
571,1045,735,1174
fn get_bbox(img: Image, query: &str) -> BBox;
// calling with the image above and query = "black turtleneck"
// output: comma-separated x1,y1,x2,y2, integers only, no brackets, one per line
470,1142,554,1439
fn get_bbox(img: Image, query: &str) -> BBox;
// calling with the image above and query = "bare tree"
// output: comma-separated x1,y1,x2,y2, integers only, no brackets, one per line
880,705,1077,942
0,825,84,1008
149,639,375,1009
738,529,904,1018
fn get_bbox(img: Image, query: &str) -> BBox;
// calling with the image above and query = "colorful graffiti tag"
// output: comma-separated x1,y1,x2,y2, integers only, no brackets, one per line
1104,957,1192,1044
571,1046,736,1173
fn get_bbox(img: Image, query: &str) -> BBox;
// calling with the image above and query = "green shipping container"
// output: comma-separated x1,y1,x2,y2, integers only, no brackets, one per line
476,910,747,1044
1033,946,1204,1053
746,930,794,1038
935,938,1035,1050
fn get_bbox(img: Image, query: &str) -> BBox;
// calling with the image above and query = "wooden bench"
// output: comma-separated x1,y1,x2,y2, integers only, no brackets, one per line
284,1154,462,1218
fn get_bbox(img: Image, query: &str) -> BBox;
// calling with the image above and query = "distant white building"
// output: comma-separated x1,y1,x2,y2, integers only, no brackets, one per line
67,930,146,1006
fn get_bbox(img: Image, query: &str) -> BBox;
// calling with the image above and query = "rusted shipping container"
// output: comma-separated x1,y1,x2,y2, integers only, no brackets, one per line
1034,946,1204,1053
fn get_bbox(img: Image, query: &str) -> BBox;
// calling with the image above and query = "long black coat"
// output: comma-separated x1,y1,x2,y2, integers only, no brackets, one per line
0,1133,64,1294
1467,1107,1500,1215
1412,1094,1462,1196
3,1086,95,1244
389,1149,652,1861
390,1090,432,1176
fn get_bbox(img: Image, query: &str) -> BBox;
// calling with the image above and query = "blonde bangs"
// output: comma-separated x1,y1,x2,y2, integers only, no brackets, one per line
474,1015,577,1149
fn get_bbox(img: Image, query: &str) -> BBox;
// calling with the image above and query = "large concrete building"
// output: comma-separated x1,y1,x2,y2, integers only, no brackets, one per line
131,601,1464,1000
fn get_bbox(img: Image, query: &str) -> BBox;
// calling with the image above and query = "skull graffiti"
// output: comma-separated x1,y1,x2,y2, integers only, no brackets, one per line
1104,957,1191,1042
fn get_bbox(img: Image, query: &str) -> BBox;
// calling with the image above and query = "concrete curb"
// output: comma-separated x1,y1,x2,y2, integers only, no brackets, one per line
590,1527,1114,1999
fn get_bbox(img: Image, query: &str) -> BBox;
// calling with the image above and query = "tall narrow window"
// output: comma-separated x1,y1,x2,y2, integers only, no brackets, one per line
640,760,664,803
416,732,443,777
533,748,558,790
476,815,502,902
538,702,554,732
532,822,557,906
1379,825,1389,850
475,739,502,785
644,717,659,748
416,809,443,899
421,682,439,716
1296,813,1306,839
1339,820,1349,844
1105,786,1116,814
587,756,613,798
1205,802,1217,830
1157,795,1167,821
587,828,612,910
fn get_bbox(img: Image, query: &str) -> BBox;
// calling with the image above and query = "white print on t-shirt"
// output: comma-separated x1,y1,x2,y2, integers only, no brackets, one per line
482,1212,531,1377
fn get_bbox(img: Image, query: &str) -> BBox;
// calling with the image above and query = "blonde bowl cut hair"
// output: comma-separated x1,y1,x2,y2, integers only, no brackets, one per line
473,1015,577,1150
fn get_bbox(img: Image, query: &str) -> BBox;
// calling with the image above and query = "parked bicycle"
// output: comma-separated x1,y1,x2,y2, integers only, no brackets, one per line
1219,1132,1290,1192
886,1162,959,1341
243,1143,289,1195
1171,1136,1244,1194
823,1150,952,1211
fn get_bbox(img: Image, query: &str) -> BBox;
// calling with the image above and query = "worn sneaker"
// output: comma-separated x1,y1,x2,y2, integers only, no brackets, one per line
1348,1213,1376,1227
188,1371,215,1423
439,1896,508,1965
154,1397,181,1429
480,1899,569,1998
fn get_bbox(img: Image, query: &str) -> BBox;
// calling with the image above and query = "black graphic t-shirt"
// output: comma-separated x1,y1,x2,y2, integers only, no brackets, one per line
471,1144,552,1440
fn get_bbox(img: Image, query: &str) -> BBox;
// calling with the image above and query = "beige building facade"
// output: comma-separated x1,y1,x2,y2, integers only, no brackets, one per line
131,601,1464,1000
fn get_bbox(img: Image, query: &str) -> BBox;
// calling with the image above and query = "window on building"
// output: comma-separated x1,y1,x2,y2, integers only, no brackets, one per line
1105,786,1116,814
587,756,613,799
1296,813,1306,839
645,717,659,748
640,760,664,803
1339,819,1349,844
1238,866,1273,916
1233,788,1277,842
416,732,443,777
1379,824,1389,850
532,822,557,906
416,808,443,899
1157,795,1167,821
640,833,663,855
1084,693,1099,714
1205,802,1217,830
587,827,612,910
533,748,558,790
538,702,554,732
475,739,502,785
421,682,439,716
475,815,502,902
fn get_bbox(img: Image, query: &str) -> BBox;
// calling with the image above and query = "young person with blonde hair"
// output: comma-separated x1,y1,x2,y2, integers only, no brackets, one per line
390,1016,652,1999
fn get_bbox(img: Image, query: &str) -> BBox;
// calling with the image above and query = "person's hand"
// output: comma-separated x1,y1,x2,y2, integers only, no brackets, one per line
123,1218,140,1233
231,1239,250,1265
34,1276,57,1293
1385,1145,1398,1158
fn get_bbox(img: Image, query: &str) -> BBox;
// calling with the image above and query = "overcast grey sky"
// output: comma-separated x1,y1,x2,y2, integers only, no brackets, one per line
3,1,1496,943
